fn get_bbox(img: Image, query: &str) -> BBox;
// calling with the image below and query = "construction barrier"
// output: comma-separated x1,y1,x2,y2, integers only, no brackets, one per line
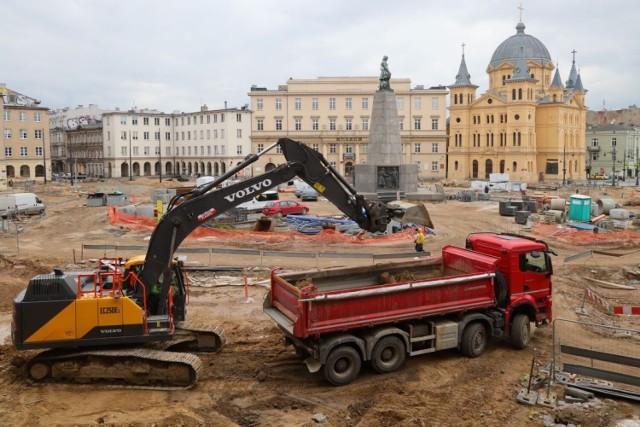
531,222,640,245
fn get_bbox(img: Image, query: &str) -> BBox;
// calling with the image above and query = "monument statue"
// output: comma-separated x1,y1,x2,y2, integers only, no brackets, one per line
379,55,391,90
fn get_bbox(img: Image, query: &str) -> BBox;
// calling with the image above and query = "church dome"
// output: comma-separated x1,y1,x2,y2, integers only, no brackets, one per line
489,22,552,69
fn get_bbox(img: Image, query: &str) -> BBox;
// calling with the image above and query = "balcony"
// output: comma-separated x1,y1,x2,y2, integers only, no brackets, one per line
587,146,601,152
343,152,355,160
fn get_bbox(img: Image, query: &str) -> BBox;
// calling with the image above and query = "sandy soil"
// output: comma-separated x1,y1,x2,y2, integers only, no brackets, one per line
0,178,639,427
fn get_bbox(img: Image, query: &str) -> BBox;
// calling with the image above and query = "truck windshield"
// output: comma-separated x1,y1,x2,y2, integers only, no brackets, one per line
519,251,547,273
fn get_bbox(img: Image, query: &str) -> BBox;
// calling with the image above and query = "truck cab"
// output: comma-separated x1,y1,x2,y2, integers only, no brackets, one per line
465,233,553,325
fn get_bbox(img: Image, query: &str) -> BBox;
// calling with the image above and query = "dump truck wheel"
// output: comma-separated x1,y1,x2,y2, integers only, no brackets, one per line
461,323,487,358
323,345,361,386
510,314,531,349
370,336,406,374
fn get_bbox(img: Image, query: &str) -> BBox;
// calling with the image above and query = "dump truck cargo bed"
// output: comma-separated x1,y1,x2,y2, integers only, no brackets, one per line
265,246,499,338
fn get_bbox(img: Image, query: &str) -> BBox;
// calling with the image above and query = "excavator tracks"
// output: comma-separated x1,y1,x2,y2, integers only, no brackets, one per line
22,323,225,389
25,347,203,390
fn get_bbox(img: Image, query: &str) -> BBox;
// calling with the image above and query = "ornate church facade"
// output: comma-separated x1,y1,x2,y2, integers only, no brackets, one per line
448,20,587,183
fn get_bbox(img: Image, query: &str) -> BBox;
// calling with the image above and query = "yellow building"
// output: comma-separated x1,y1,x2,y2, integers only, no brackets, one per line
248,77,449,181
1,84,50,190
448,21,587,183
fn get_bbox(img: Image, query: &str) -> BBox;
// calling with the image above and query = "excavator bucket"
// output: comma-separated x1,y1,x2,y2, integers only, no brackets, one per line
385,202,434,229
401,204,434,229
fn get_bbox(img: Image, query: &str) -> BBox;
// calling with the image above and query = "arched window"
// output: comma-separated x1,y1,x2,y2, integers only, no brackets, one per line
500,160,505,173
485,159,493,179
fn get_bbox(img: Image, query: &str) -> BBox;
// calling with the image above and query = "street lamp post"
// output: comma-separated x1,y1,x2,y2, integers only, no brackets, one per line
158,128,162,183
612,140,617,187
562,144,567,185
42,132,47,185
128,131,132,181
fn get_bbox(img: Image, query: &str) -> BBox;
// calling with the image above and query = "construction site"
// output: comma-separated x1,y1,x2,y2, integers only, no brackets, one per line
1,176,640,427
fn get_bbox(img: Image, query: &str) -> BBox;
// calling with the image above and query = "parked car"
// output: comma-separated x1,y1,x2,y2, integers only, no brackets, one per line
262,200,309,217
300,186,319,201
294,181,310,198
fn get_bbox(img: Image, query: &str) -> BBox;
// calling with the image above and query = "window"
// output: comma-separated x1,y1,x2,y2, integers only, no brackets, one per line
143,117,149,125
144,146,149,155
591,137,598,147
362,97,369,109
329,144,337,153
5,147,12,156
167,146,172,156
121,146,127,156
329,118,336,131
132,131,139,140
362,118,369,131
275,98,282,110
414,97,421,110
399,118,404,130
612,137,617,146
257,119,264,131
220,129,224,138
237,129,242,138
154,117,160,125
312,118,319,131
431,143,438,153
345,144,353,153
257,143,264,152
165,131,171,140
35,147,42,156
397,97,404,110
275,119,282,130
237,145,243,155
3,111,9,120
295,119,302,131
432,97,439,109
19,112,26,122
155,131,161,140
312,144,319,151
34,129,43,139
121,131,127,140
257,98,263,110
144,131,150,140
329,98,336,110
431,118,439,130
20,146,28,156
295,98,301,110
431,161,438,171
414,118,421,130
3,129,11,139
312,98,319,110
34,112,42,122
345,97,352,110
165,118,171,126
20,129,27,139
155,146,160,155
132,117,138,125
214,130,218,139
121,116,127,125
345,118,352,130
236,113,242,122
414,143,421,153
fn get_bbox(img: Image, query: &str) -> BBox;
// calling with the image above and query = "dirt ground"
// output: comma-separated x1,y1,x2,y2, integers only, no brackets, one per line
1,178,640,427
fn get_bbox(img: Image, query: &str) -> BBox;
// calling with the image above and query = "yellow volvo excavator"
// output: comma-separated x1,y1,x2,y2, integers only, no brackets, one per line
12,138,433,389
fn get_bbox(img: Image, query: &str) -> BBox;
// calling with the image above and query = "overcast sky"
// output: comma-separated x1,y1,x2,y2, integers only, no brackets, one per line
2,0,638,114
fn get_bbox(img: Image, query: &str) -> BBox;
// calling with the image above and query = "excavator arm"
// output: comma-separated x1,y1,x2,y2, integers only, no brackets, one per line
140,138,431,314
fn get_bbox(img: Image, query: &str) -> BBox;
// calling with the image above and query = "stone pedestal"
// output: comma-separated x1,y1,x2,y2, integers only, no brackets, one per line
354,89,417,199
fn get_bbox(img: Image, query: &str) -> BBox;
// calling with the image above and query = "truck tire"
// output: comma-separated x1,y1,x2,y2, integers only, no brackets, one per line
461,323,487,358
323,345,361,386
494,271,508,306
370,336,406,374
510,314,531,349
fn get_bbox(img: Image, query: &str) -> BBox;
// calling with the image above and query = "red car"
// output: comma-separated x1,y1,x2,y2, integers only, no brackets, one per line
262,200,309,217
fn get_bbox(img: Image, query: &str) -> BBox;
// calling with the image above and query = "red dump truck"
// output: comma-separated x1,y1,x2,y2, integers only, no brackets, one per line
263,232,554,385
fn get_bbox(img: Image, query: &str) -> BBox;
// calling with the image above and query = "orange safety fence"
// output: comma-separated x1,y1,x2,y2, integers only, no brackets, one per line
531,222,640,245
108,206,417,246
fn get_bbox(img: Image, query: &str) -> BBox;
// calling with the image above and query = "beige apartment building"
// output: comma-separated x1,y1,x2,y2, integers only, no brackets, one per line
1,84,50,190
448,21,587,183
248,77,449,181
102,106,252,179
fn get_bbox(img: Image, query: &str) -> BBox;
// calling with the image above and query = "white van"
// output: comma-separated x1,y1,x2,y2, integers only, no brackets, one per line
236,190,279,213
0,193,46,218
